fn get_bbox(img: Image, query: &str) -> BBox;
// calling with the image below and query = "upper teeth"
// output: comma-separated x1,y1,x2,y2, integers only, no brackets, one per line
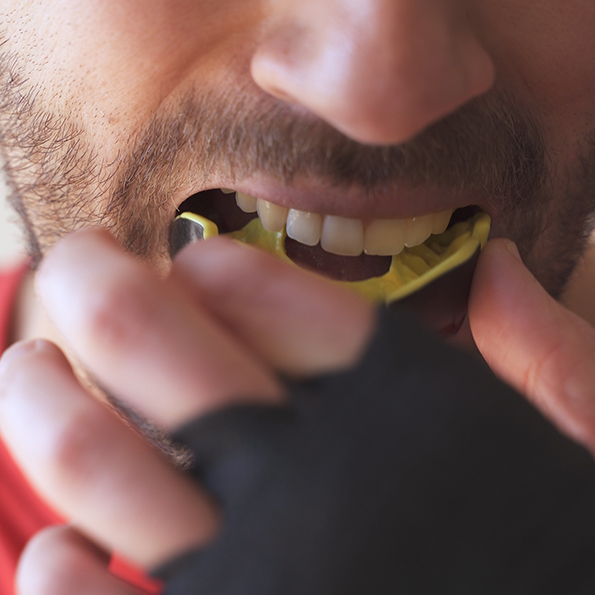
230,190,452,257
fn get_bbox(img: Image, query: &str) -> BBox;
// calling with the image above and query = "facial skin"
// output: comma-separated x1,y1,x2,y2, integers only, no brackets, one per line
1,0,595,296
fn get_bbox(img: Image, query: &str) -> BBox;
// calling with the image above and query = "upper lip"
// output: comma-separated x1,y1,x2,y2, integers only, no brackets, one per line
174,174,496,221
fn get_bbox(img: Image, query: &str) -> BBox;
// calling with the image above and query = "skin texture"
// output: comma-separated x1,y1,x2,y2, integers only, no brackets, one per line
1,0,595,593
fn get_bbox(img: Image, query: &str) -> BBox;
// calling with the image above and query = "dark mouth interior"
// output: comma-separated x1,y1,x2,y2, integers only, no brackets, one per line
178,189,257,233
176,189,476,282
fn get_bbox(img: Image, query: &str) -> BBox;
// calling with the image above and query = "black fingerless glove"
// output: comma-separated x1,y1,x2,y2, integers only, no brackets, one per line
155,307,595,594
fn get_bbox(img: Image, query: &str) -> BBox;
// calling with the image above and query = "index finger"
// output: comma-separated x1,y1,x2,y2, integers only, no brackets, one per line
35,229,284,430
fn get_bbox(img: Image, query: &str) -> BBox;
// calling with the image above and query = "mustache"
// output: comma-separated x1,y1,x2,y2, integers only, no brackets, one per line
111,83,548,224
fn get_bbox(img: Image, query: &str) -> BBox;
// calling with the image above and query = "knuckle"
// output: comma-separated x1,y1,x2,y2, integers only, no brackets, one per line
46,403,115,492
82,272,156,353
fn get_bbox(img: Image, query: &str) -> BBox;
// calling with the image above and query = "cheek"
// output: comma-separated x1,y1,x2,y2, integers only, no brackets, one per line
479,0,595,158
7,0,255,154
491,2,595,111
77,0,229,102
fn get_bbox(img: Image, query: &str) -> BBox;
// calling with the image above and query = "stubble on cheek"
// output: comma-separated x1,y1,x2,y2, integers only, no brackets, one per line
0,42,173,270
0,49,104,264
522,135,595,298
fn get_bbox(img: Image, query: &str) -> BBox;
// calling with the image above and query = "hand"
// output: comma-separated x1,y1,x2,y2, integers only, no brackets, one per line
0,229,374,595
3,232,595,594
469,239,595,454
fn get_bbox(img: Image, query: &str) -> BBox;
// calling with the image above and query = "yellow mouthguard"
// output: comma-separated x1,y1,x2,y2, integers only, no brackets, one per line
174,211,490,305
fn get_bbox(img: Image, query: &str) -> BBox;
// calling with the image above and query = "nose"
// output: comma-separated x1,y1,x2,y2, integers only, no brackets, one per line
251,0,494,145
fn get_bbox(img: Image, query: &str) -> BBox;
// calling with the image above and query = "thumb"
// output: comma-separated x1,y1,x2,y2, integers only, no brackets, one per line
469,238,595,453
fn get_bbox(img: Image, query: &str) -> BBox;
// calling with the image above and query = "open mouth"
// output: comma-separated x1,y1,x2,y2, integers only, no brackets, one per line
170,189,490,335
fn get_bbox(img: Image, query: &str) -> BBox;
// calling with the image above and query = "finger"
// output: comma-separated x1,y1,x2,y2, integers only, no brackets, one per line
469,239,595,452
17,525,137,595
0,339,219,568
35,229,284,429
172,236,375,377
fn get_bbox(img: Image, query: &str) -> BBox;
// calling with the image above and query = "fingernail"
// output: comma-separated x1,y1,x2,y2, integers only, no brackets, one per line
0,340,38,378
506,240,522,262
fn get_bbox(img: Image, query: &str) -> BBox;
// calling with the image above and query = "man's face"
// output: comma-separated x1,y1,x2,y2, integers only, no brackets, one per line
1,0,595,297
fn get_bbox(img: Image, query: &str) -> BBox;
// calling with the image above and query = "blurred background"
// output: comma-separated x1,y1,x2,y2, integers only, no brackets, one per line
0,172,24,267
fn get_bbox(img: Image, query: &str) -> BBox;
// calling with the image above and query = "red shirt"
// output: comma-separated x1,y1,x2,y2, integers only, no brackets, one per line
0,263,62,595
0,263,162,594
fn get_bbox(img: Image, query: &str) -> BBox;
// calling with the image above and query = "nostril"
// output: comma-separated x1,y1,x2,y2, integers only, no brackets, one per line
269,87,289,100
260,83,295,104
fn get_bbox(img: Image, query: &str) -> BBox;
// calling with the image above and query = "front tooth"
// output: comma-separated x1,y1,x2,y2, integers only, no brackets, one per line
236,191,258,213
404,214,433,247
364,219,405,256
257,198,288,231
321,216,364,256
431,209,453,235
221,188,235,194
286,209,323,246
